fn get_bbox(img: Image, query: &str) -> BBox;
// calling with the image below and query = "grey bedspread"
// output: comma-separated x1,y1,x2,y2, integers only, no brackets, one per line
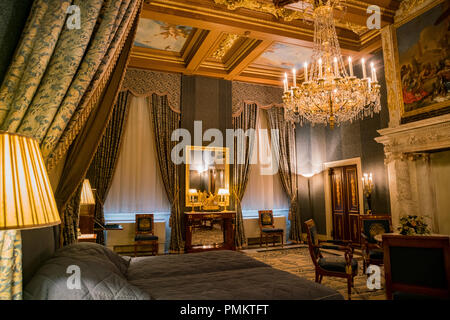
127,250,343,300
24,243,343,300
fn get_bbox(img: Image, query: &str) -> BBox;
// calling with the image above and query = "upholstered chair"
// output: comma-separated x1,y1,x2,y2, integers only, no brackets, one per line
304,219,358,300
134,214,158,256
360,215,392,272
258,210,284,248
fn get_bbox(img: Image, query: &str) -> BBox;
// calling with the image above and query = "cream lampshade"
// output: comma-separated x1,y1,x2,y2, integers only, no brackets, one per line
0,132,60,230
217,188,230,207
80,179,95,205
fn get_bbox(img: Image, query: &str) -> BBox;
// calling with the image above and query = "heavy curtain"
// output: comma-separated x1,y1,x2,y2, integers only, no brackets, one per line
86,91,132,244
266,107,301,242
55,3,141,246
104,96,170,219
231,103,258,248
241,110,289,214
0,0,142,299
150,94,183,253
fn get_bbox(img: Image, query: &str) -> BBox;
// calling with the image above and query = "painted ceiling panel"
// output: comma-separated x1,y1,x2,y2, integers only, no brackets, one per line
253,42,313,70
134,18,193,52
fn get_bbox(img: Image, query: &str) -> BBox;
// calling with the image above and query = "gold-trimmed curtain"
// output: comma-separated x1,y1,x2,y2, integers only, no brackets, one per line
266,107,301,242
56,2,141,246
0,231,22,300
0,0,141,300
150,94,183,253
86,91,132,244
232,103,258,248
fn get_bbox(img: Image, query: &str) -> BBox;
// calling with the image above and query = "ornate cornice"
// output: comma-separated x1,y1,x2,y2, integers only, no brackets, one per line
213,0,368,34
375,114,450,163
213,0,308,21
394,0,437,24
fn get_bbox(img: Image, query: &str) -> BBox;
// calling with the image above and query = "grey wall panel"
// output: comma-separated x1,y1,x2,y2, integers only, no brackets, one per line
296,50,391,234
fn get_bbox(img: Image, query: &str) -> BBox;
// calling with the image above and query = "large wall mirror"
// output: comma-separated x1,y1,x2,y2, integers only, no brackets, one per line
185,146,230,210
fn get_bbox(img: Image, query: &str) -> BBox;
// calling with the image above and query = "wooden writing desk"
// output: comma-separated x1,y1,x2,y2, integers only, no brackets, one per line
185,211,236,253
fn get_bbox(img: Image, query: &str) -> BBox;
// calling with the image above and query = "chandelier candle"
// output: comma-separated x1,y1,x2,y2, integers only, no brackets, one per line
292,68,296,87
304,62,308,82
362,58,367,78
348,57,353,77
333,57,338,77
318,58,323,78
281,0,380,129
284,73,288,92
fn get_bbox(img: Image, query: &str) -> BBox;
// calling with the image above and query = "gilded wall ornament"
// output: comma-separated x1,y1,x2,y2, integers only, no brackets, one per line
213,0,367,34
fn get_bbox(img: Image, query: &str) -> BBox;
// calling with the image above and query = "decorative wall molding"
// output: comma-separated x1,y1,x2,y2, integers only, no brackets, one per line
121,68,181,113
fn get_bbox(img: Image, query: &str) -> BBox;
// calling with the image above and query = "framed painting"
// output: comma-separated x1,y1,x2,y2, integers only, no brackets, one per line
382,0,450,124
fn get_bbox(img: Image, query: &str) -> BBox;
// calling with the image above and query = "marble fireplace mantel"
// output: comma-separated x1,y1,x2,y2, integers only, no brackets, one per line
375,114,450,232
375,114,450,159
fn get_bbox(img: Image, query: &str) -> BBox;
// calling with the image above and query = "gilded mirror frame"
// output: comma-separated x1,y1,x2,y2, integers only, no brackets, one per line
185,145,230,209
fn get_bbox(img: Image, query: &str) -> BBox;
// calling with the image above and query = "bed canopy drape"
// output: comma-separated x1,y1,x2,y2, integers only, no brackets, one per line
0,0,143,299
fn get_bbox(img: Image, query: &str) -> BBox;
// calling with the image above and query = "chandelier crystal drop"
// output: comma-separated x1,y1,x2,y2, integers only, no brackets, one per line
282,0,381,129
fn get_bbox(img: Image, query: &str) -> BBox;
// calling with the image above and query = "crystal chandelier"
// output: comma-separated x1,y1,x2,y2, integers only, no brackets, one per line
282,0,381,129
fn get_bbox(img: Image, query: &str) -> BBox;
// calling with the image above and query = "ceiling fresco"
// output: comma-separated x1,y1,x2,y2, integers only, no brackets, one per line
129,0,402,86
134,19,193,52
252,42,313,70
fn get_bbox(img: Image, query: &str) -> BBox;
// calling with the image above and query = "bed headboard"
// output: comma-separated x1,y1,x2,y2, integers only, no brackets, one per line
21,226,59,285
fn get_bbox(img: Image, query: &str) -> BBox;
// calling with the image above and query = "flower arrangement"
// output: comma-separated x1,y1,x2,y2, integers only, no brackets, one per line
397,215,430,235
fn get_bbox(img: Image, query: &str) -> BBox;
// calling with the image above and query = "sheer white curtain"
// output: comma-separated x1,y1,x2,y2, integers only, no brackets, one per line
241,109,289,218
104,95,170,222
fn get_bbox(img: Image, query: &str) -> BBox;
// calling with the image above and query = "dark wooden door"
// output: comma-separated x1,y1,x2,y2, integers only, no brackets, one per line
329,165,360,244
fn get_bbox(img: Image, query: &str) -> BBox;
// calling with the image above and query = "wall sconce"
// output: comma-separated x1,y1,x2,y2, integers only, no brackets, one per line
362,173,374,214
217,188,230,211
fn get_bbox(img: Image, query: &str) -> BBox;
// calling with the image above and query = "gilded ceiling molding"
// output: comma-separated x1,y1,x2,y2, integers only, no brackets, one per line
232,81,284,116
121,68,181,113
213,0,307,21
394,0,436,24
212,34,240,60
213,0,367,34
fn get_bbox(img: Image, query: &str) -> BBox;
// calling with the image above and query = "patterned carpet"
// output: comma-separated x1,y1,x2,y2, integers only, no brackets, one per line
244,246,386,300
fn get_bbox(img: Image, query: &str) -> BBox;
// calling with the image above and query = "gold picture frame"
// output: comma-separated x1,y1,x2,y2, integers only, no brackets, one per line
381,0,449,124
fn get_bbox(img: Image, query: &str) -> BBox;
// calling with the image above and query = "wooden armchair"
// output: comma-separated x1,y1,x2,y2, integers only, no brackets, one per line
383,234,450,300
304,219,358,300
360,215,392,272
134,214,158,256
258,210,284,248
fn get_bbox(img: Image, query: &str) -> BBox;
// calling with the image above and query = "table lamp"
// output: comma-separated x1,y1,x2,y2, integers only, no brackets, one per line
188,189,198,211
0,132,60,230
79,179,96,234
217,188,230,211
0,132,60,300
